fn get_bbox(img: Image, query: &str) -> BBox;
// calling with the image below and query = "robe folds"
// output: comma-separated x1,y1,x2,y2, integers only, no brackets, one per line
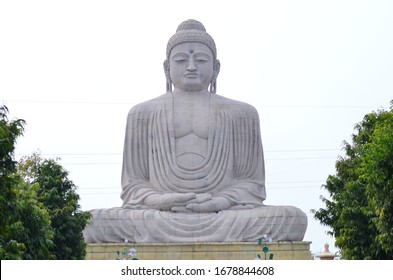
83,93,307,243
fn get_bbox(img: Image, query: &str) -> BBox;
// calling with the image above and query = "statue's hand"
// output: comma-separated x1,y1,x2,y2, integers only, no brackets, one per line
159,193,196,211
191,193,212,203
186,196,232,213
171,193,212,212
144,193,196,211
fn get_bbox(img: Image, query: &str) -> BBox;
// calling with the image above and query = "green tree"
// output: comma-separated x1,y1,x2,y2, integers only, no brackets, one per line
10,179,54,259
0,106,53,260
18,154,91,260
313,102,393,259
0,105,25,259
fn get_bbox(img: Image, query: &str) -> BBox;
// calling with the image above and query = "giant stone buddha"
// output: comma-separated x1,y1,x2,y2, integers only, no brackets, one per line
83,19,307,243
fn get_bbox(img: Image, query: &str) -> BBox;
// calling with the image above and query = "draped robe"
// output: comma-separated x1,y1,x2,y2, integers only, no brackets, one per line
83,93,307,243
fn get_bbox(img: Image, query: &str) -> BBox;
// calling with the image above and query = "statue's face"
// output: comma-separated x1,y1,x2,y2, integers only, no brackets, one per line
169,42,214,92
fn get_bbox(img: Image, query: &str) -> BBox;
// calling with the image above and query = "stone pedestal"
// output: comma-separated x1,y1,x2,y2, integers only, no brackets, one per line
86,241,311,260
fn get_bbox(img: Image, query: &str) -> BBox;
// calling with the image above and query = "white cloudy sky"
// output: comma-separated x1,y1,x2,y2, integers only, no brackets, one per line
1,0,392,254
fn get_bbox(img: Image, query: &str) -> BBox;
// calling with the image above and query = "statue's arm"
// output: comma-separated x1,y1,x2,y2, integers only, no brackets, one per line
222,107,266,208
120,107,155,208
120,107,196,211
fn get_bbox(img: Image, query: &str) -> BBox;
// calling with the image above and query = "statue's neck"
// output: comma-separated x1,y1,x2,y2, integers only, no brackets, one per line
172,89,211,97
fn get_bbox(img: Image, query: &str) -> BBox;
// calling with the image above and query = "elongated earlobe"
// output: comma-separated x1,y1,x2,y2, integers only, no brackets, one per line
163,60,172,93
210,59,221,93
210,78,217,93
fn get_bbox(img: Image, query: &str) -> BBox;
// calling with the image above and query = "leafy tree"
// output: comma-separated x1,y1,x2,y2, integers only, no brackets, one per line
361,105,393,256
18,154,91,260
0,106,53,260
1,106,90,260
313,102,393,259
10,179,54,259
0,105,25,259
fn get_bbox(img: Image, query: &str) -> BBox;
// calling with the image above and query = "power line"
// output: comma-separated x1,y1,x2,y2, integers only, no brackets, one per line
15,156,338,166
266,156,337,161
265,148,340,153
78,185,322,195
58,156,337,165
268,186,322,190
257,104,376,109
3,99,136,106
4,99,379,109
62,162,121,165
79,181,324,190
268,180,323,184
15,148,341,157
79,192,120,195
16,153,123,156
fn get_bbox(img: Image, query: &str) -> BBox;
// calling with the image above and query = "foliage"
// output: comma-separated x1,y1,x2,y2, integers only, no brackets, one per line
0,105,25,259
0,106,53,259
313,101,393,259
1,105,90,259
18,154,92,260
10,179,54,259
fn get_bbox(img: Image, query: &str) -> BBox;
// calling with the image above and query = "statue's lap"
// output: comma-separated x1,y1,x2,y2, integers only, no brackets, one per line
83,205,307,243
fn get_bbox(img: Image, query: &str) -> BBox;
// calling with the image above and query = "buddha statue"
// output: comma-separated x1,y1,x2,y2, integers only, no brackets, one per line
83,19,307,243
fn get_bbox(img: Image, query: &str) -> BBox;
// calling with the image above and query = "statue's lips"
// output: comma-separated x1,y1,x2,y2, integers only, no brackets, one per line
184,74,199,78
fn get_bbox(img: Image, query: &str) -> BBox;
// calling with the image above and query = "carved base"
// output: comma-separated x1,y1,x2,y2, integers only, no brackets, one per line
86,241,311,260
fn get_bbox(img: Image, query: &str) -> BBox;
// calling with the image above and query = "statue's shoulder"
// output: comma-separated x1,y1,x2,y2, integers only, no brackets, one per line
213,94,259,118
127,93,170,116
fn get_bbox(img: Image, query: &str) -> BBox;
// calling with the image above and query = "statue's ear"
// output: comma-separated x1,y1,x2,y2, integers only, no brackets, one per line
214,59,221,78
163,60,172,93
163,59,170,76
210,59,221,93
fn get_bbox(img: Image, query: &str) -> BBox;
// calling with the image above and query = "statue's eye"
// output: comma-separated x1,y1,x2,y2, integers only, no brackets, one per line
194,54,209,62
173,58,187,62
172,54,189,62
195,58,208,62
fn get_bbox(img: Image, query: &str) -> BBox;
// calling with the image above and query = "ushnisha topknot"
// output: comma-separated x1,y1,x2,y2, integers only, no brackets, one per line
166,19,217,60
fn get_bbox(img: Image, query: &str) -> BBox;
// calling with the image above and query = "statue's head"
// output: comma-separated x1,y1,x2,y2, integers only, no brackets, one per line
164,19,220,93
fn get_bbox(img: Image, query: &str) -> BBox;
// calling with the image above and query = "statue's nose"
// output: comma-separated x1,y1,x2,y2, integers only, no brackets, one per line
187,58,197,71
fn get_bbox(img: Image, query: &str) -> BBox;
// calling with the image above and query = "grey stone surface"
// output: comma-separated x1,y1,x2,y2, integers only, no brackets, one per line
83,19,307,243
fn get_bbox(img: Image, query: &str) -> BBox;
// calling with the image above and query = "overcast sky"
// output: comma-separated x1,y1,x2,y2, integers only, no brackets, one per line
1,0,392,255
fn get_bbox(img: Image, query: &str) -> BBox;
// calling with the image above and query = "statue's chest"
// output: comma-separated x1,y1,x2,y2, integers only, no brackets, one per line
173,98,210,139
